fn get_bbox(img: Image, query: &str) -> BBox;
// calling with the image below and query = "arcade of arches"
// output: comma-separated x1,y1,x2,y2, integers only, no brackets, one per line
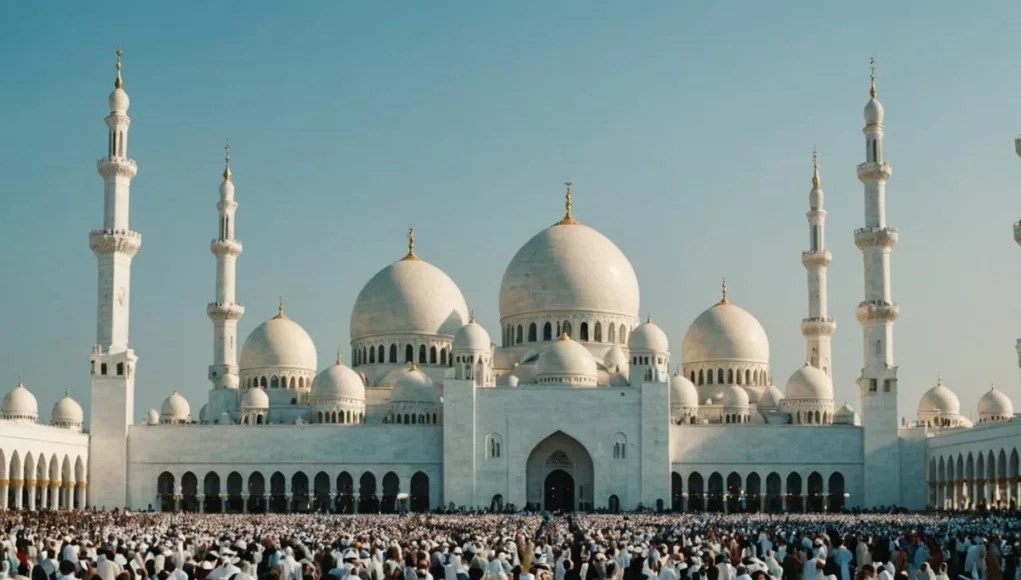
928,446,1021,510
0,450,87,511
526,432,594,512
154,469,431,514
670,470,847,513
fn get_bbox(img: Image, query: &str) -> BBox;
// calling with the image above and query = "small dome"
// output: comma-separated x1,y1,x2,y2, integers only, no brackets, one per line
722,385,750,408
978,385,1014,419
109,88,130,114
603,345,628,370
160,390,191,422
241,387,270,409
864,97,884,126
784,363,834,400
917,377,961,417
835,402,855,417
758,384,784,409
1,377,38,420
669,373,699,408
453,315,491,351
198,404,209,423
350,250,469,342
682,296,770,365
536,334,598,386
629,317,669,352
239,307,318,372
311,358,366,401
390,367,441,404
146,409,160,425
51,392,83,426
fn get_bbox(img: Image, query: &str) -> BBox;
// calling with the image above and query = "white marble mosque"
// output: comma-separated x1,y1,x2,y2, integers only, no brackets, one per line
0,53,1020,514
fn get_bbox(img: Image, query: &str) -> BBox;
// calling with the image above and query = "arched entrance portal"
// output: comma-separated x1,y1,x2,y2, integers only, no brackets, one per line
526,431,595,512
544,470,574,512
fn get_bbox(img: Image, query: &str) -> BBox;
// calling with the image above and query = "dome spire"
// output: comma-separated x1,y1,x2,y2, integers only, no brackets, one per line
223,140,232,182
555,180,579,226
402,227,419,261
469,309,476,323
812,149,820,188
115,47,124,89
336,346,342,365
719,278,730,305
559,330,569,341
936,374,943,386
16,374,23,388
869,57,877,99
273,296,286,320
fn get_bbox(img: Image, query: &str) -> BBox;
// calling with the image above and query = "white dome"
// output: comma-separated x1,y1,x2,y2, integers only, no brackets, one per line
682,298,769,364
835,402,856,417
722,385,750,408
241,387,270,409
109,88,129,114
390,367,441,404
350,253,469,342
499,222,640,321
758,384,784,409
51,392,83,426
160,390,191,421
917,377,961,416
311,359,366,401
865,97,884,126
536,334,598,385
669,373,699,408
1,378,38,419
629,318,669,353
978,386,1014,418
603,345,628,371
784,363,834,400
453,316,491,351
239,308,318,372
146,409,160,425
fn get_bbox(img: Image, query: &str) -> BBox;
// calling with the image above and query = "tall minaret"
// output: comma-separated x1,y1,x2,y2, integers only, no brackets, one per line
854,59,902,508
800,151,836,377
206,143,246,422
88,49,142,509
1013,138,1021,383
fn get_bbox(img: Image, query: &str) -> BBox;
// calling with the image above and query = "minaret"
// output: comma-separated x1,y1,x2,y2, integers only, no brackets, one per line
206,143,246,421
1013,138,1021,383
854,59,902,508
88,49,142,509
800,151,836,377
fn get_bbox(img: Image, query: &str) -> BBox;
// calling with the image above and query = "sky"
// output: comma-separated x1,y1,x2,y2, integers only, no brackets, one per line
1,1,1021,426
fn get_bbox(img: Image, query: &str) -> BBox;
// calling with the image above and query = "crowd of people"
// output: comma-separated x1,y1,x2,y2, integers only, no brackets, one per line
1,511,1019,580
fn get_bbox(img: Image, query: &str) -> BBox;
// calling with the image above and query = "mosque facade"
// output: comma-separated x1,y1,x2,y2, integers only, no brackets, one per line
0,54,1020,514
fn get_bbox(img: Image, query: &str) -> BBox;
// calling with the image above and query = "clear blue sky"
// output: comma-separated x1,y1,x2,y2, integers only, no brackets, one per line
2,1,1020,425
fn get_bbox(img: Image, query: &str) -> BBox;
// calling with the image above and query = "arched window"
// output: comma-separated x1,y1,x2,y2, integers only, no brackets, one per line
405,345,414,363
619,325,627,344
698,369,704,385
717,369,724,384
580,322,589,341
298,377,304,388
487,434,502,459
745,369,751,385
378,345,385,362
727,369,734,383
429,346,437,364
594,322,602,342
528,323,537,342
608,323,616,343
270,376,279,388
395,414,401,424
440,349,447,366
369,348,375,363
872,139,878,162
563,321,572,337
543,322,552,341
516,325,523,344
260,376,267,388
736,370,742,385
411,414,417,425
403,413,410,424
432,412,437,424
815,410,821,424
419,344,427,363
389,344,397,363
318,411,323,423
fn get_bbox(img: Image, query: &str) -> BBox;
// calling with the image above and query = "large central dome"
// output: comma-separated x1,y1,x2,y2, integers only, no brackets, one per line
499,215,639,321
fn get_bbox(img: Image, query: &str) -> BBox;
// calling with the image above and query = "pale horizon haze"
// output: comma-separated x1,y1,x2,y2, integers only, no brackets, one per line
2,1,1021,425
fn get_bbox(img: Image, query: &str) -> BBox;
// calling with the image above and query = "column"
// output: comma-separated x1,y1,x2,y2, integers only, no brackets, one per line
241,494,249,513
76,482,87,510
0,480,8,511
823,479,829,512
328,493,336,514
13,480,23,509
26,481,36,511
63,481,73,510
198,494,205,513
220,494,227,513
37,480,47,510
285,480,292,513
49,482,60,510
801,494,808,513
353,496,359,514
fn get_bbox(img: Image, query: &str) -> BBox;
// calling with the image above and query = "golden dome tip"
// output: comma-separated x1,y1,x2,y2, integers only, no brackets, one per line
559,331,569,341
401,227,419,261
272,297,286,319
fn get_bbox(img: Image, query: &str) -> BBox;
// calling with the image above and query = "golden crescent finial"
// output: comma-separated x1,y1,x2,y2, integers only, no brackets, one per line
869,57,877,99
469,310,476,323
115,48,124,89
812,149,820,188
336,346,342,365
719,278,730,304
646,312,652,324
223,140,232,182
559,331,569,341
555,180,579,226
273,297,286,319
402,227,419,261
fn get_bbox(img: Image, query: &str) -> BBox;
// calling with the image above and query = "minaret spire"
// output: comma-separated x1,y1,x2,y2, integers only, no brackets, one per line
115,48,123,89
719,278,729,305
208,141,245,394
869,57,877,98
801,150,835,377
555,180,579,225
402,227,419,261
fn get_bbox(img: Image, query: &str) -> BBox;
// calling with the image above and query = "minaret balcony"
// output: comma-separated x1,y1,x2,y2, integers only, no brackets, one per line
856,161,892,182
89,229,141,257
1013,221,1021,247
207,302,245,321
210,239,243,257
855,300,899,324
800,250,832,267
854,227,898,250
96,158,138,179
800,317,836,337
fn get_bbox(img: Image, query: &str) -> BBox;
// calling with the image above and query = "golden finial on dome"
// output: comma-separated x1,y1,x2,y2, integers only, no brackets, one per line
64,389,70,398
869,57,877,99
718,278,730,305
936,374,943,386
272,297,286,320
402,227,419,261
410,361,418,370
559,331,569,341
223,140,232,182
115,47,124,89
990,381,996,391
812,149,820,189
16,374,23,387
336,346,342,365
555,180,579,226
469,310,476,323
804,360,811,367
646,312,652,324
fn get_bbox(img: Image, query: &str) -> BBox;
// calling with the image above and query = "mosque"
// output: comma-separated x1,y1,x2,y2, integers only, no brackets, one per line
0,52,1019,514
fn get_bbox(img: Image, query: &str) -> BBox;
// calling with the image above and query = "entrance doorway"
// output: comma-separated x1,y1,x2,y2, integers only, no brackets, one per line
544,470,575,512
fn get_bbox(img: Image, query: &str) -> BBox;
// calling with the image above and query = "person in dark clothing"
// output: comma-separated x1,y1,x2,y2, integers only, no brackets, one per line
623,557,646,580
564,560,581,580
783,548,804,580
